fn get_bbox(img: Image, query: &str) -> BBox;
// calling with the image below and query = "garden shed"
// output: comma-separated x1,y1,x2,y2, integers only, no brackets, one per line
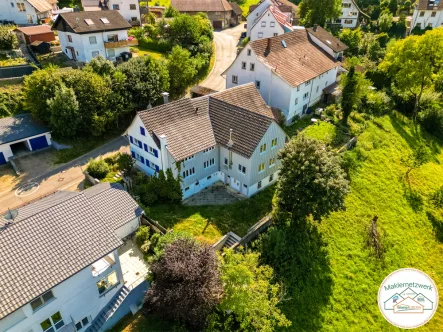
0,114,52,165
14,25,55,44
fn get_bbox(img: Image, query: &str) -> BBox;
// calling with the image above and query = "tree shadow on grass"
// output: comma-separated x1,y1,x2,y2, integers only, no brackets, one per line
255,221,333,331
403,185,425,212
427,211,443,243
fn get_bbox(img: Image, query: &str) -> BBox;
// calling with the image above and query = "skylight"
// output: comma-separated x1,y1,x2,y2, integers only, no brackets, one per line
281,40,287,48
326,40,332,45
100,18,110,24
84,19,94,25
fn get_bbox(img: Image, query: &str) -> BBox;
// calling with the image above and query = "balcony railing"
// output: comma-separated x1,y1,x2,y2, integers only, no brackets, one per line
104,38,138,49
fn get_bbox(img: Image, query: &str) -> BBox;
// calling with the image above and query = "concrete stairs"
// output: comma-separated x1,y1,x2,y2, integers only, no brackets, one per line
86,285,130,332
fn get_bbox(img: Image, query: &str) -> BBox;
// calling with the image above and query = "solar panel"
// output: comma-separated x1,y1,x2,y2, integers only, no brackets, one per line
84,19,94,25
281,40,287,48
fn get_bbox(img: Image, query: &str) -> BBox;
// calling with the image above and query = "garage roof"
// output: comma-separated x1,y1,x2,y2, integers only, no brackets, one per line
0,114,50,145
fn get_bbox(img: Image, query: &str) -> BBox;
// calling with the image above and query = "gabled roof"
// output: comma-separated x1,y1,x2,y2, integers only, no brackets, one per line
251,5,291,31
171,0,232,12
27,0,53,13
0,182,144,319
306,26,348,53
230,2,243,15
137,83,277,161
417,0,443,10
0,114,50,145
249,30,339,87
52,11,131,34
249,0,297,15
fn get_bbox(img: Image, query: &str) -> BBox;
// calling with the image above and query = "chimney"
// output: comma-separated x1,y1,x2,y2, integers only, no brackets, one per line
195,107,199,114
161,92,169,104
266,38,272,52
313,24,318,32
227,129,234,148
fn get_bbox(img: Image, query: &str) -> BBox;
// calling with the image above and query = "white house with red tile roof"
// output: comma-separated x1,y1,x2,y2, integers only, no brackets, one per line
249,5,293,41
0,0,55,25
225,30,346,122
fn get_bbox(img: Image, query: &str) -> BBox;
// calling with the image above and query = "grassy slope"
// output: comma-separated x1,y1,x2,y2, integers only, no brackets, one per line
298,114,443,331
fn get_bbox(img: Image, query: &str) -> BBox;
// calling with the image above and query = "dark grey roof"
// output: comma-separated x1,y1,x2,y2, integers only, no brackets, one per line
85,183,143,231
53,11,131,34
0,184,142,319
0,114,50,145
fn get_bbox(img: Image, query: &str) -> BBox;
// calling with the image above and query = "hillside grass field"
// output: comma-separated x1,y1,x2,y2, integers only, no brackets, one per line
281,113,443,331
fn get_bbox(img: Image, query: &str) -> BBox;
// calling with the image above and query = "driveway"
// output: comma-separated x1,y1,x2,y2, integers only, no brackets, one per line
0,136,129,213
200,24,245,92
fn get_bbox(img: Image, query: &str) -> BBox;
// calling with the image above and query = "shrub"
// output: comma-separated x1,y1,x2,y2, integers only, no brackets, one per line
86,158,110,179
241,36,250,47
419,104,443,138
430,186,443,209
364,90,392,116
0,25,19,50
135,225,150,247
117,153,134,174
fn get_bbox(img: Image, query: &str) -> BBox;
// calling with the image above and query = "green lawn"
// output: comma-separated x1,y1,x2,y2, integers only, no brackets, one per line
147,185,275,244
130,46,166,60
108,312,175,332
278,113,443,330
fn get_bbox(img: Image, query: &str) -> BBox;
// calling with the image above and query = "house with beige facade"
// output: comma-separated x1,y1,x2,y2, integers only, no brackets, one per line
126,84,288,199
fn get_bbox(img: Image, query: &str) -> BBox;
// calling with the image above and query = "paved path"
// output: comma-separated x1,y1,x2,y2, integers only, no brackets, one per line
0,136,129,213
200,25,245,92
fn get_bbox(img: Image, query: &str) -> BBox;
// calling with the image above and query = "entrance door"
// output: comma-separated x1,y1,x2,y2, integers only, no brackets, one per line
29,136,48,151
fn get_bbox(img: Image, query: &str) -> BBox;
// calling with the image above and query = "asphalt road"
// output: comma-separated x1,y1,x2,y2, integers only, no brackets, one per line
200,24,245,92
0,136,129,213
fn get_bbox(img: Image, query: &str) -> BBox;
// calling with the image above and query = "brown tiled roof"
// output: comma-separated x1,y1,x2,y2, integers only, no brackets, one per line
0,191,125,319
137,84,277,160
15,25,53,36
306,26,348,53
53,11,131,34
249,4,258,13
250,30,339,87
230,2,243,15
171,0,232,12
27,0,52,12
417,0,443,10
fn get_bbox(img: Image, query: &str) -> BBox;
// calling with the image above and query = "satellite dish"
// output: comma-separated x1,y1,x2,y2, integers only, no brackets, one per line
4,209,18,221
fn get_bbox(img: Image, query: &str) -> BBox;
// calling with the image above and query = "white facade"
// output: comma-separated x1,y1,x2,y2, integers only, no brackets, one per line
411,6,443,30
249,8,286,41
338,0,360,28
226,45,339,122
307,33,344,60
107,0,141,23
0,249,124,332
115,216,140,239
58,29,130,63
0,132,51,163
246,0,273,37
0,0,52,25
127,113,287,199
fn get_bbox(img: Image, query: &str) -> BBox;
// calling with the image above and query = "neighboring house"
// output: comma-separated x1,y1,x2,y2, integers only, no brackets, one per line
171,0,238,29
247,0,298,38
330,0,369,28
306,25,347,60
230,2,243,25
0,114,52,165
14,25,55,44
249,5,293,41
0,0,55,25
0,183,145,332
225,29,346,122
126,83,288,199
81,0,141,25
411,0,443,30
52,11,136,63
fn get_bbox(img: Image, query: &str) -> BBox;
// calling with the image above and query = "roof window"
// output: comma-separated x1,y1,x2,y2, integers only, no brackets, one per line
84,19,94,25
100,18,110,24
281,40,287,48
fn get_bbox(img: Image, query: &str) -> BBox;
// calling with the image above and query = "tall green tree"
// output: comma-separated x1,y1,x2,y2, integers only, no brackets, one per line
388,0,397,15
378,11,393,32
339,28,362,57
379,29,443,119
208,249,291,332
47,84,80,137
167,46,198,97
274,136,349,223
83,55,115,76
299,0,341,26
341,66,357,125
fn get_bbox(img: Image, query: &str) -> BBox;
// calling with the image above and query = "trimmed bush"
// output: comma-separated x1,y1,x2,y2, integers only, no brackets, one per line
86,158,109,179
419,105,443,138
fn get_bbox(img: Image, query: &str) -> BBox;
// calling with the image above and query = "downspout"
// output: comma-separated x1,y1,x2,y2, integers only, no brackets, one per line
307,74,316,113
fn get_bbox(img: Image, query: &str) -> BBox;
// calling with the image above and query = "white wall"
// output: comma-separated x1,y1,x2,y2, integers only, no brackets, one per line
0,132,51,162
0,250,124,332
115,216,140,239
411,8,443,29
0,0,43,25
308,33,341,59
59,29,130,63
246,0,273,37
108,0,141,22
250,9,285,41
339,0,359,28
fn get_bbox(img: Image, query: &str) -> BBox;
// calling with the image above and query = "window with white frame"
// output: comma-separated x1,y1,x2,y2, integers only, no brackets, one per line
232,75,238,84
184,155,195,162
149,161,156,171
303,92,309,100
40,312,65,332
67,35,72,42
96,271,118,295
238,164,246,174
241,61,246,69
428,23,433,27
258,32,263,38
431,11,437,17
203,146,215,153
134,152,143,162
260,143,267,153
270,21,275,27
89,36,97,44
250,63,255,71
182,167,195,178
215,11,221,15
297,86,300,91
419,11,425,17
247,49,251,56
261,21,266,27
349,11,358,15
75,317,90,331
130,4,136,9
305,80,311,86
148,146,154,154
255,80,261,89
271,138,277,147
342,2,351,8
316,86,319,93
17,3,26,11
31,290,55,312
273,33,278,36
112,4,119,9
269,158,276,167
257,180,262,189
133,137,141,146
325,80,328,86
344,19,353,24
258,162,265,173
269,173,274,182
92,51,100,58
204,158,215,168
295,97,298,105
224,157,228,165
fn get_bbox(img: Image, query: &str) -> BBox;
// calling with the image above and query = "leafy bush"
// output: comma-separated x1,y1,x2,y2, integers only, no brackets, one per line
117,153,135,174
364,90,392,116
430,186,443,209
241,36,250,47
0,25,19,50
135,225,150,247
0,88,24,118
419,104,443,138
86,158,110,179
